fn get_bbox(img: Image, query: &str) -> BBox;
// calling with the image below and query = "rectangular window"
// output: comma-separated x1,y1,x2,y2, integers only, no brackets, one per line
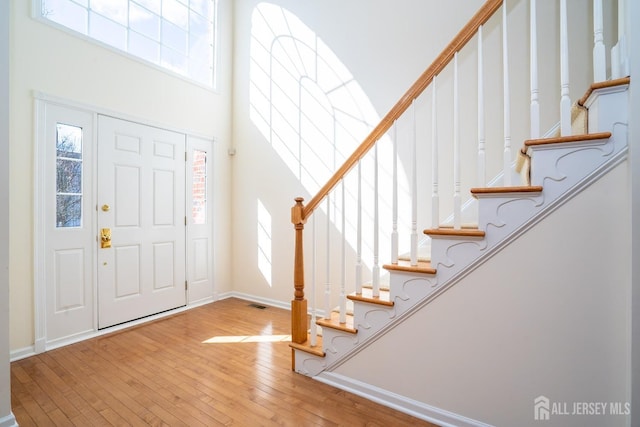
37,0,217,88
56,123,83,228
192,149,207,224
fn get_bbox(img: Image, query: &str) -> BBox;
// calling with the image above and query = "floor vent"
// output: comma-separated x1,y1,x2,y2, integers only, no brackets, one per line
248,303,267,310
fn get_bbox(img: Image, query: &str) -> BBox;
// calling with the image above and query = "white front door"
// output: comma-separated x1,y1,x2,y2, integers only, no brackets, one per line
97,115,186,329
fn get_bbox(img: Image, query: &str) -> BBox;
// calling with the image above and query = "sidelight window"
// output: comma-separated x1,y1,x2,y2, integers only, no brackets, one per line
55,123,83,228
191,149,207,224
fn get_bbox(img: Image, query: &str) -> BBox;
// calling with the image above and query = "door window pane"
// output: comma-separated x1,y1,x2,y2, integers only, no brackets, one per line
56,123,83,228
192,150,207,225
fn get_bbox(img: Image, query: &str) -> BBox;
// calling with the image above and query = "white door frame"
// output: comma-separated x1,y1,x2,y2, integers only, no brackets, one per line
34,93,214,353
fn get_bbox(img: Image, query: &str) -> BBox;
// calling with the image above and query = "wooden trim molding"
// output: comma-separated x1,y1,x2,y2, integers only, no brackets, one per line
577,76,631,106
423,228,485,238
524,132,611,147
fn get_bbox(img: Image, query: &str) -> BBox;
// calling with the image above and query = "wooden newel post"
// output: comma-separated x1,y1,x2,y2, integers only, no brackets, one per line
291,197,308,344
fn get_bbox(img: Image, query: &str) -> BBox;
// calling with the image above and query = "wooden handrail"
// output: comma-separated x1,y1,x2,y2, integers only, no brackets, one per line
301,0,503,219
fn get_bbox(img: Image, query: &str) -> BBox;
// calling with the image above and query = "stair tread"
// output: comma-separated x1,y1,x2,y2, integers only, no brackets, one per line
316,311,357,334
523,131,611,147
423,228,485,238
470,185,543,194
347,287,394,306
577,76,630,106
384,259,436,274
289,336,325,357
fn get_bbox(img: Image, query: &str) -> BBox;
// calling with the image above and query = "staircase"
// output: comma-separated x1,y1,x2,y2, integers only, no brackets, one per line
287,0,630,413
291,77,629,377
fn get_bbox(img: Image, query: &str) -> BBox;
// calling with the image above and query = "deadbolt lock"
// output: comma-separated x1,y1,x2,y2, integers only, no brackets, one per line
100,228,111,248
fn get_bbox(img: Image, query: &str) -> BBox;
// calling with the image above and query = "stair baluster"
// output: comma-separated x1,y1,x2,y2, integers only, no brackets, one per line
324,196,331,322
391,122,399,264
410,100,418,265
478,26,486,187
431,76,439,229
593,0,606,82
530,0,540,139
339,180,346,324
453,52,462,229
560,0,571,136
502,2,512,185
355,161,363,294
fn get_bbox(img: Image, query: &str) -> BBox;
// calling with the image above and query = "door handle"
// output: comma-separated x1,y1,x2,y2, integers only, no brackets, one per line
100,228,112,248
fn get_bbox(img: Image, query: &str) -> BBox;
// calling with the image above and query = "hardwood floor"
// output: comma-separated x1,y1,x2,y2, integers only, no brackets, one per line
11,298,437,426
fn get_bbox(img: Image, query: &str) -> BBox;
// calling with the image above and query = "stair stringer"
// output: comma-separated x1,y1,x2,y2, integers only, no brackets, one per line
293,84,629,377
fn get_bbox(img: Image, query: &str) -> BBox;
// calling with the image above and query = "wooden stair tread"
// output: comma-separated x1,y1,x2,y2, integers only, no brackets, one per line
423,228,485,238
578,76,630,106
523,132,611,147
384,259,436,274
289,336,325,357
347,287,394,306
470,185,543,195
316,311,357,334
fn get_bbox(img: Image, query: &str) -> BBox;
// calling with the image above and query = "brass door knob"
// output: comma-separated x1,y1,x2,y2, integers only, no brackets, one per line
101,204,110,212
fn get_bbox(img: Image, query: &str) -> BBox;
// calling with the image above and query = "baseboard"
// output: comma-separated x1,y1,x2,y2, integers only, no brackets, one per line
0,412,17,427
219,291,291,311
10,346,36,362
315,372,494,427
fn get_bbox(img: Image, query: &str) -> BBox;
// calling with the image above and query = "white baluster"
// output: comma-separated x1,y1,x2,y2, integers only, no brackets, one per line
310,214,317,346
373,143,380,297
593,0,606,82
324,195,331,320
503,2,512,185
410,100,418,265
560,0,571,136
611,0,628,79
432,76,439,229
453,52,461,229
339,181,346,324
355,161,363,294
391,122,399,264
478,26,486,187
530,0,540,139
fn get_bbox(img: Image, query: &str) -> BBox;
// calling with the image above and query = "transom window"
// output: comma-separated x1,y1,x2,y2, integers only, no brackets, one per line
37,0,217,88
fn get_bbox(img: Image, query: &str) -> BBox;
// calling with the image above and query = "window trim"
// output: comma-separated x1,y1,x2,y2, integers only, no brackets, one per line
31,0,219,92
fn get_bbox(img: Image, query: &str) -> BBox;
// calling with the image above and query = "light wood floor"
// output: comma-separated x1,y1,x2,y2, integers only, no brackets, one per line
11,297,437,426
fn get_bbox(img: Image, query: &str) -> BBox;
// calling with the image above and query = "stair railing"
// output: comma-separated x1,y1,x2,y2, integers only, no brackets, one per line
290,0,622,348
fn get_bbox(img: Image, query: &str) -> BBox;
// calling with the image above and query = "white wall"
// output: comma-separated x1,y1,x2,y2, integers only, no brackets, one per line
0,2,15,425
627,0,640,424
9,0,234,352
334,160,631,427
